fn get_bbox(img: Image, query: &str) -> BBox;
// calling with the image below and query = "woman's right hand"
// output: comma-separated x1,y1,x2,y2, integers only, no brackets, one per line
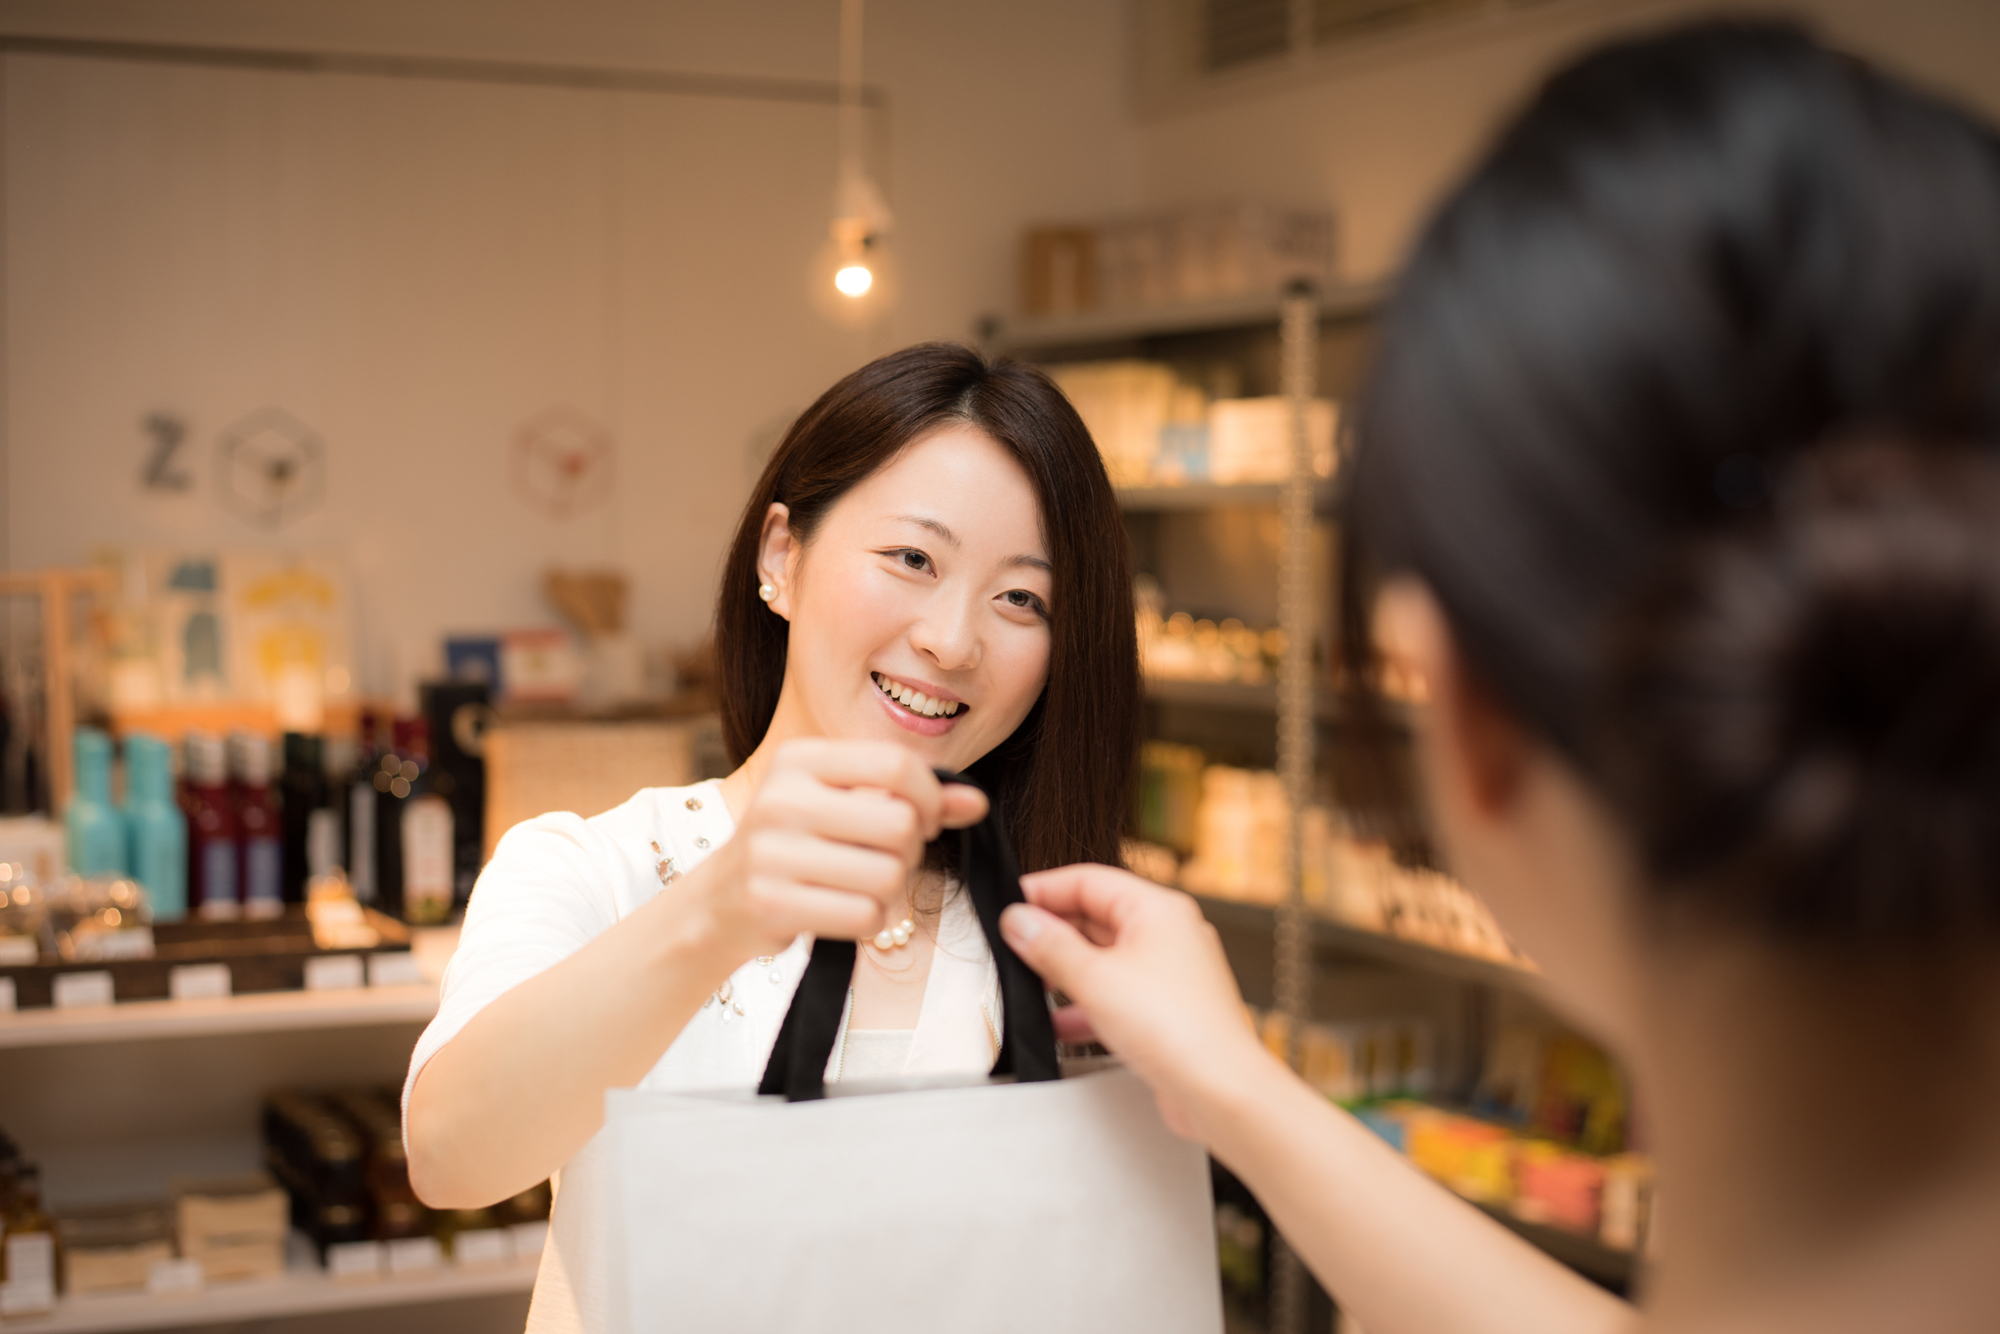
682,738,989,968
999,865,1282,1140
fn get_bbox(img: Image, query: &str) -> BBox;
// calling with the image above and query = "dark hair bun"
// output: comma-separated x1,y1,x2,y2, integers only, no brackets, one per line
1600,441,2000,934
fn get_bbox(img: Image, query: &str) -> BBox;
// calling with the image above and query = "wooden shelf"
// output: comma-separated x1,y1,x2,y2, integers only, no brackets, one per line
109,701,362,744
990,280,1387,351
1190,893,1540,994
23,1255,533,1334
0,983,440,1049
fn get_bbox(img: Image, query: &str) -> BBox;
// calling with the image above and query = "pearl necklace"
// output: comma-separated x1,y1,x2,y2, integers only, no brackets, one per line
872,917,916,951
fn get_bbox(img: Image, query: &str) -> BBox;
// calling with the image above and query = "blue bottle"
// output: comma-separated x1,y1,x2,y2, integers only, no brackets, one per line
66,727,128,876
124,733,189,921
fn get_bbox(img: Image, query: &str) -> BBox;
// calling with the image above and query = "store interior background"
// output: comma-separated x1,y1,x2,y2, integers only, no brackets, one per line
7,0,1993,685
3,1,1999,1332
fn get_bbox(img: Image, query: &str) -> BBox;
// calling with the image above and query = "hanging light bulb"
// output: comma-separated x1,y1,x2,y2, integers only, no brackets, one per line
810,0,895,329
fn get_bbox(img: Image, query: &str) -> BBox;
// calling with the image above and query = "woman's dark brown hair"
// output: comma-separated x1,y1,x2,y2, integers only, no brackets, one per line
714,342,1139,873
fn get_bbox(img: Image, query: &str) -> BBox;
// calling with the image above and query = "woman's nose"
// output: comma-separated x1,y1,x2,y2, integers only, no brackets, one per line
910,596,980,671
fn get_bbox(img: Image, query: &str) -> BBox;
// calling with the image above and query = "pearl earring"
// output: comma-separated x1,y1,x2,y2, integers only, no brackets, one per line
757,582,777,603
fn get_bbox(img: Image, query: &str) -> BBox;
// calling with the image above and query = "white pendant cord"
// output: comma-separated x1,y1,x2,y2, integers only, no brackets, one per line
838,0,864,192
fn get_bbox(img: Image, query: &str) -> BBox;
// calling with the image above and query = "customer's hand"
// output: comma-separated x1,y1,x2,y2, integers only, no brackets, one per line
1000,866,1278,1139
681,738,987,966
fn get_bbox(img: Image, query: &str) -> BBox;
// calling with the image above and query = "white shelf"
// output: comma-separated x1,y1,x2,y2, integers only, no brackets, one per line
19,1259,534,1334
0,984,440,1049
989,280,1387,350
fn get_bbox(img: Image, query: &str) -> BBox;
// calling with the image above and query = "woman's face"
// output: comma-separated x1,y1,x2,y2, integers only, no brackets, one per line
757,423,1054,773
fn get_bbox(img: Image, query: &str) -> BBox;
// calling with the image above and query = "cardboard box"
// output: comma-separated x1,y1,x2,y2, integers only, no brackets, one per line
173,1172,287,1272
59,1203,175,1296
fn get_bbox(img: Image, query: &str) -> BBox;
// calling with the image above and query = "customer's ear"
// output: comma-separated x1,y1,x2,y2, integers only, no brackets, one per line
1375,578,1530,820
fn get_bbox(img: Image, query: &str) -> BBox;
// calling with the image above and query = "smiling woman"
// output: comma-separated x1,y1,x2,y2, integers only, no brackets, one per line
401,342,1139,1334
717,343,1139,872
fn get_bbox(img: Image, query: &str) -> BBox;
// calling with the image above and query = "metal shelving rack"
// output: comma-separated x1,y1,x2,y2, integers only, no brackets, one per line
1268,282,1321,1333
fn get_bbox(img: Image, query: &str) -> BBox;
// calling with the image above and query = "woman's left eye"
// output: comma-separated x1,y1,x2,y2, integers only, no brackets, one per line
1001,589,1049,617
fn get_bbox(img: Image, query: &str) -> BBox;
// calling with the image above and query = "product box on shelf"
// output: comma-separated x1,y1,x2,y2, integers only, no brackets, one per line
57,1202,175,1295
173,1173,288,1282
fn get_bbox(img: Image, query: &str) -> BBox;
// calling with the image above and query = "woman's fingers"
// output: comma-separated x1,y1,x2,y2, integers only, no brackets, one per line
749,881,892,942
999,902,1101,997
772,737,947,837
758,773,926,865
1018,863,1157,935
744,829,905,910
938,783,990,829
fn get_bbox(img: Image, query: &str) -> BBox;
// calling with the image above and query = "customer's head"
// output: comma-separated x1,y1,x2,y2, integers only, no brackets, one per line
716,342,1139,871
1352,22,2000,1018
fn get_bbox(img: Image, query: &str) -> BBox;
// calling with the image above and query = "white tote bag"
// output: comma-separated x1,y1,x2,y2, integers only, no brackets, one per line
601,773,1223,1334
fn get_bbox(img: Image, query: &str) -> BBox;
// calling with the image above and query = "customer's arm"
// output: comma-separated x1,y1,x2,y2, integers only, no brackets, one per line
1001,867,1634,1334
407,741,984,1208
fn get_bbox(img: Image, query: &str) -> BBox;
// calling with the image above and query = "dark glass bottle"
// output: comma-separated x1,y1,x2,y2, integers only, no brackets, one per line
397,719,454,926
370,719,422,921
280,733,328,905
345,711,382,907
183,731,239,920
231,732,283,920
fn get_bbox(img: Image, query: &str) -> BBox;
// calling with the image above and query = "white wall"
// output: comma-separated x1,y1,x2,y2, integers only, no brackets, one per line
0,0,1141,697
1136,0,2000,283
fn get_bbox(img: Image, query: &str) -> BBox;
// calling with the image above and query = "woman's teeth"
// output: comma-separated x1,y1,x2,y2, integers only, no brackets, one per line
872,672,961,718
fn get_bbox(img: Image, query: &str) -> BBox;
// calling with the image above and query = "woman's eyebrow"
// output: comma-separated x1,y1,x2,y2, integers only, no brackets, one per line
893,514,1049,572
895,514,960,546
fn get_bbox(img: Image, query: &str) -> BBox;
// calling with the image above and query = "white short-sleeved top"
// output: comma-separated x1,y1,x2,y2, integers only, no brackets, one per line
402,780,1003,1334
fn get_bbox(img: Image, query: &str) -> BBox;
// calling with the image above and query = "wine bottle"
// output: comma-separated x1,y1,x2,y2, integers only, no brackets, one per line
345,712,380,907
183,731,239,920
398,718,454,926
279,733,328,905
370,719,421,921
231,732,284,920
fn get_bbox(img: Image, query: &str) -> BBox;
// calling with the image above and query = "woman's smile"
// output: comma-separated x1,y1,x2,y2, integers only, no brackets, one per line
871,670,967,736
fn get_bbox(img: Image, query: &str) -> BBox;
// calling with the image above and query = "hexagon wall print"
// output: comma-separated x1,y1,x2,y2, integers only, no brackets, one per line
512,407,615,519
216,408,325,528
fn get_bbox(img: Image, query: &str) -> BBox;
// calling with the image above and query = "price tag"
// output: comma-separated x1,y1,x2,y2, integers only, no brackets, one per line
367,952,425,988
169,963,232,1001
509,1220,549,1263
146,1256,204,1295
385,1236,442,1275
0,1280,55,1317
0,978,15,1013
452,1227,511,1267
326,1240,384,1281
52,970,115,1009
304,955,365,992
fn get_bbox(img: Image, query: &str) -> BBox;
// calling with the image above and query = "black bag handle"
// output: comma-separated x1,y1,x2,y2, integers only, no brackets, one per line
756,769,1061,1102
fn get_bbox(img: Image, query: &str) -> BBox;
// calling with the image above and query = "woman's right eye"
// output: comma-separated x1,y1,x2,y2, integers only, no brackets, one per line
893,549,932,573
